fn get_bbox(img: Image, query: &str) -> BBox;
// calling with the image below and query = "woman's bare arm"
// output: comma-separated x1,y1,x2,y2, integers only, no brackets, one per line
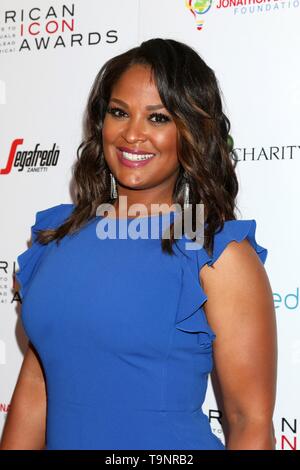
201,239,277,450
0,342,47,450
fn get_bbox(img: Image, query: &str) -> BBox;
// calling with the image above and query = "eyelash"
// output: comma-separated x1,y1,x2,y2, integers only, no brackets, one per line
106,106,171,124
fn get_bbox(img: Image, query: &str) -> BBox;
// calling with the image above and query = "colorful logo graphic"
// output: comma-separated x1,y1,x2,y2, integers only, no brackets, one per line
185,0,213,30
186,0,299,22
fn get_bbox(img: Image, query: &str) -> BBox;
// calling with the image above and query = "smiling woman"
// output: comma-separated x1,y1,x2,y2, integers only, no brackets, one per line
102,64,180,207
1,38,277,451
35,37,240,251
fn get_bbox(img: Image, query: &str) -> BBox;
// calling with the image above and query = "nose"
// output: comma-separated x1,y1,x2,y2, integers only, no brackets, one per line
122,116,147,143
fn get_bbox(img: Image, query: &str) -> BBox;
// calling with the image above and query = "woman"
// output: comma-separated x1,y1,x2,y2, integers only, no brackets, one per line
0,38,277,450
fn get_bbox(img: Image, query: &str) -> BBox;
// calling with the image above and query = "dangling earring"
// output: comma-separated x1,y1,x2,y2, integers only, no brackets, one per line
183,173,190,209
110,172,118,199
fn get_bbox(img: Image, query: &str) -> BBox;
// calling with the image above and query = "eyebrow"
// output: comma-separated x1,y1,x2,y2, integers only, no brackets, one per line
110,97,165,111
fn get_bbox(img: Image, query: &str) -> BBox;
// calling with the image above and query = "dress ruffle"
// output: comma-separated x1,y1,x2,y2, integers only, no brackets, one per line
16,203,74,301
196,218,268,269
175,255,214,348
174,219,268,345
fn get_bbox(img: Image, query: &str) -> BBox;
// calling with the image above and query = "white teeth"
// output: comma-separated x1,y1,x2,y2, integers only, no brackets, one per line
121,151,155,161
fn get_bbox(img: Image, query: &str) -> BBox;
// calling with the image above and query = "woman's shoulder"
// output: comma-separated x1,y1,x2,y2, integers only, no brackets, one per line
30,203,75,241
16,202,75,301
174,218,269,338
195,218,268,271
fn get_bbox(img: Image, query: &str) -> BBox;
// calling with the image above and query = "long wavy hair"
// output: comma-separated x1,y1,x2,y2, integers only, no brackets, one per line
36,38,240,258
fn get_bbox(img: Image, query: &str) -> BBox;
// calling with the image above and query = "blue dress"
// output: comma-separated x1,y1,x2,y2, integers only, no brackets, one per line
16,203,268,450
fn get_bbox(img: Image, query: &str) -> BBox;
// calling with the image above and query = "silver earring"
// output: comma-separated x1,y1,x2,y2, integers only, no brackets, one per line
110,173,118,199
183,174,190,209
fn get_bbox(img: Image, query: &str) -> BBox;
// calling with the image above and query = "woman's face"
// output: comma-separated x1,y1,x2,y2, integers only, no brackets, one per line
102,64,180,203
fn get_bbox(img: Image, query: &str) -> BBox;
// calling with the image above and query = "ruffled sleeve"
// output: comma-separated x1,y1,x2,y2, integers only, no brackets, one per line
196,218,268,270
175,254,214,348
174,219,268,346
16,203,74,301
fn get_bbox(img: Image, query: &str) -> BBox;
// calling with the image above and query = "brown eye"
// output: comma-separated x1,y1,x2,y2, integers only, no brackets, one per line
106,107,127,118
149,113,171,124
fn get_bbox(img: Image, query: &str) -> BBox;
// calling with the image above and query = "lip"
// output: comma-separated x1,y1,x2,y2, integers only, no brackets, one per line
117,146,155,155
116,148,156,168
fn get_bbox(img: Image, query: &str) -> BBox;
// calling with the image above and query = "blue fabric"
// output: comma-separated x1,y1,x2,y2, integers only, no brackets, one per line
15,203,268,450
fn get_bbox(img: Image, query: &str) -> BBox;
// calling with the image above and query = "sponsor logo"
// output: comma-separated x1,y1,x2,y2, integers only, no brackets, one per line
216,0,300,16
228,137,300,162
279,418,298,450
0,139,60,174
185,0,213,30
274,288,299,310
186,0,299,30
232,145,300,161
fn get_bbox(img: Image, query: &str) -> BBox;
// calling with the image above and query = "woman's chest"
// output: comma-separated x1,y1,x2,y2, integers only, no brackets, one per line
21,229,183,357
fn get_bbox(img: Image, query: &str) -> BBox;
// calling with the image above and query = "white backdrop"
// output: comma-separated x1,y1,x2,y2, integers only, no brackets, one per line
1,0,299,449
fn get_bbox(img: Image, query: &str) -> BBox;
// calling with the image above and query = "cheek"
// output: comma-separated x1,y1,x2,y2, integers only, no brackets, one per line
154,126,177,157
102,118,120,144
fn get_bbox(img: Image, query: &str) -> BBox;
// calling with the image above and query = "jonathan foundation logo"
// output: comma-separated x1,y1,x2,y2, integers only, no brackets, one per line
185,0,213,30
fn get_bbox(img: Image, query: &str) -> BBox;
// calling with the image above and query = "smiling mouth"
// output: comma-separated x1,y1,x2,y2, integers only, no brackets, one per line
119,150,156,162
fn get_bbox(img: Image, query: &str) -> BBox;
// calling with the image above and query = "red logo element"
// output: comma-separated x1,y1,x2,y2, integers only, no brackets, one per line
0,138,23,175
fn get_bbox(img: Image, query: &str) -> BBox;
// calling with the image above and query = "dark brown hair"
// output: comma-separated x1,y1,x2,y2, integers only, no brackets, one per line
36,38,240,258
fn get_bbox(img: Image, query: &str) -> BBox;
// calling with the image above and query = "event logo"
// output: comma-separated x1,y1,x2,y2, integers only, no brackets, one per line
215,0,300,15
186,0,299,29
274,287,299,310
228,135,300,161
0,3,118,54
228,136,300,161
0,139,60,174
185,0,213,30
232,145,300,161
279,417,298,450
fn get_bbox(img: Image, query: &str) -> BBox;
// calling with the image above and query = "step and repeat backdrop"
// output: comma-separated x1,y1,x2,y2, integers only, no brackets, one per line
0,0,299,449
